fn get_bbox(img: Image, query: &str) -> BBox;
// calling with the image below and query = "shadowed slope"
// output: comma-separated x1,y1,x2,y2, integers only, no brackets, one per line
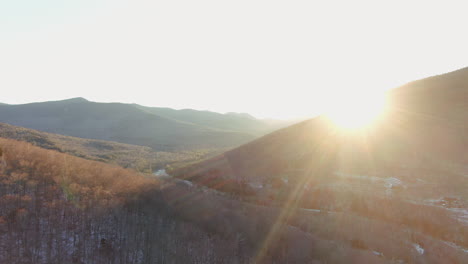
175,67,468,185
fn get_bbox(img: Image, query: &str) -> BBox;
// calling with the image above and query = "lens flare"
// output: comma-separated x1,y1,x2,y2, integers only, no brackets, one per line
325,92,387,130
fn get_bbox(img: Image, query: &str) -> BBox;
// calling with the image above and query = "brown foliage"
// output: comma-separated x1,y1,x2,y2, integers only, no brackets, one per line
0,137,158,206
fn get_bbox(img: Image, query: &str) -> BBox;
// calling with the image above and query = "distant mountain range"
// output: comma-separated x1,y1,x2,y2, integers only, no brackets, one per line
135,105,292,136
0,98,292,151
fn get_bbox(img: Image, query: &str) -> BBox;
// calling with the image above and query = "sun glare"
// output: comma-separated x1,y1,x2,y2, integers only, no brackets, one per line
325,92,387,130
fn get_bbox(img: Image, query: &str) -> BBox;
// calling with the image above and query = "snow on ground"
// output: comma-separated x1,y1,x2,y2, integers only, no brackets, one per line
424,197,468,225
384,177,404,196
384,177,403,188
153,169,193,187
333,171,407,196
443,241,468,254
248,182,264,189
153,169,169,177
448,208,468,225
413,243,425,255
180,180,194,187
301,208,321,213
334,172,404,186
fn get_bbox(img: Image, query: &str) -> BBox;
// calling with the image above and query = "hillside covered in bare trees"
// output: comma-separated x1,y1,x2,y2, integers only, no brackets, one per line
0,138,251,263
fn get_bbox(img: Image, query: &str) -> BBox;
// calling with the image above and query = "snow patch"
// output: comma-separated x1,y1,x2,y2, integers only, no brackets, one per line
302,208,321,213
443,241,468,253
384,177,404,196
448,208,468,224
333,172,406,196
249,182,263,189
413,243,424,255
153,169,169,177
180,180,193,187
384,177,403,188
425,197,468,225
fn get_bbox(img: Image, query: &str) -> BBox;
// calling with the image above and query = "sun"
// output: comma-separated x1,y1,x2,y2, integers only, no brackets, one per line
325,92,387,130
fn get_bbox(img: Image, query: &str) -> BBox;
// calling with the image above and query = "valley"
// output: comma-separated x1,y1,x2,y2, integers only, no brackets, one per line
2,1,466,263
0,68,467,263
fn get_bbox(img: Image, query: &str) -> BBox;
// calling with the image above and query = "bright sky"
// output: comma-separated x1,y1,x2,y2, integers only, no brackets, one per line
1,0,467,119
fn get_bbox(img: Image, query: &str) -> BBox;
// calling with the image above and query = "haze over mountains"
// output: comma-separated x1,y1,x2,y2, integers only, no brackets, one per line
135,105,293,136
0,98,291,151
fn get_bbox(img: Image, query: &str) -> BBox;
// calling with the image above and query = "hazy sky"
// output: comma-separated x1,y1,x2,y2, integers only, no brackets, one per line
1,0,467,119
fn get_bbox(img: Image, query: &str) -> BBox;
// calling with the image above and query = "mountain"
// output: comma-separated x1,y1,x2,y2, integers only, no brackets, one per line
0,98,254,151
176,67,468,185
135,105,294,136
390,67,468,119
386,67,468,164
173,67,468,262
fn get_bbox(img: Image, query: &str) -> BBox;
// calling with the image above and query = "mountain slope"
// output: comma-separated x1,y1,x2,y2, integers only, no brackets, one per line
386,67,468,164
0,98,254,151
0,122,217,171
390,67,468,119
135,105,293,136
173,67,468,261
0,138,248,263
176,67,468,183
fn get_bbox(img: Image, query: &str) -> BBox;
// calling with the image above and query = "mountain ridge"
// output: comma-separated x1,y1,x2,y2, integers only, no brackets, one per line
0,99,255,151
176,67,468,184
134,104,293,136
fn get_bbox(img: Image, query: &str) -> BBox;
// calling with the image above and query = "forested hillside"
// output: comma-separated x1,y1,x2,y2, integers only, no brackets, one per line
0,122,219,173
2,138,412,263
0,138,249,263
